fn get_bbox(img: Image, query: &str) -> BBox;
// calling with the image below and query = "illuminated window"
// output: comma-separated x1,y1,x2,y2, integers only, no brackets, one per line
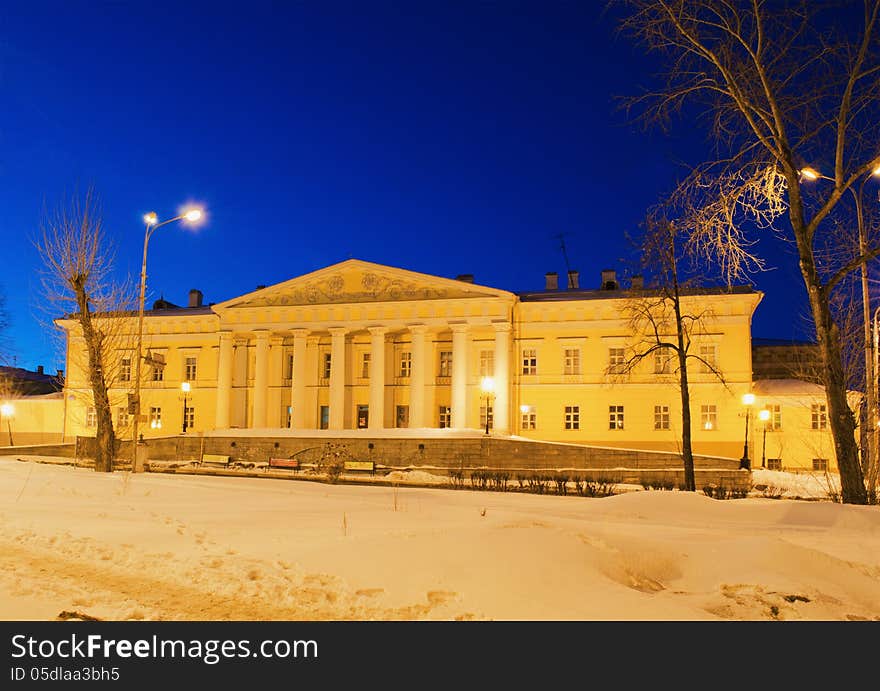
609,405,624,430
439,351,452,377
563,348,581,375
701,404,717,430
149,407,162,430
438,406,451,428
564,405,580,430
479,350,494,377
399,352,412,378
522,348,537,375
521,408,536,430
767,404,782,430
811,404,827,430
654,405,670,430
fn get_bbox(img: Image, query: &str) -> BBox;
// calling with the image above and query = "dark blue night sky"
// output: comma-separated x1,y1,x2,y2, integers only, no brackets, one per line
1,1,813,372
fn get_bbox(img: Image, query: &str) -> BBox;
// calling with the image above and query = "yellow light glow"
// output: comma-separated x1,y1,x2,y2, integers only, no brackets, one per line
742,393,756,406
520,404,531,414
480,376,495,394
872,164,880,177
704,421,713,430
183,208,203,222
143,212,158,226
0,403,13,417
758,409,771,422
181,382,191,393
800,167,819,181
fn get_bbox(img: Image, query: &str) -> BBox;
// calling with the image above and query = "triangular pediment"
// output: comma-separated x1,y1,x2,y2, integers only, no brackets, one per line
214,259,514,308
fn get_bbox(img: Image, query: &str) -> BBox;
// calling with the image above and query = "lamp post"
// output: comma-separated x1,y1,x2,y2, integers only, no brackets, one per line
740,392,755,470
801,165,880,476
0,402,14,446
181,381,191,434
130,207,203,472
758,408,770,469
480,376,495,435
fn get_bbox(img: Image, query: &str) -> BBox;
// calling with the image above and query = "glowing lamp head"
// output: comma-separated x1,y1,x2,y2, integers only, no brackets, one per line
183,208,203,223
143,212,158,226
181,382,191,393
800,167,819,181
0,403,13,417
758,409,771,422
872,164,880,177
480,376,495,394
742,393,756,406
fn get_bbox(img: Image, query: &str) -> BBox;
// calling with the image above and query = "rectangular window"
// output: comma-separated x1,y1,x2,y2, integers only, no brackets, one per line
117,407,130,429
438,405,451,428
357,404,369,429
521,348,537,375
479,404,493,431
151,364,164,382
609,405,624,430
521,407,536,430
86,406,97,427
322,353,332,380
654,405,670,430
564,405,580,430
184,406,195,430
812,458,828,472
811,404,827,430
699,345,717,373
479,350,494,377
439,351,452,377
768,404,782,431
149,406,162,430
399,351,412,378
119,357,131,382
285,405,292,428
287,354,295,380
654,346,674,374
767,458,782,471
563,348,581,375
184,356,197,381
396,405,409,428
608,347,626,373
361,353,370,379
319,405,329,430
701,404,717,430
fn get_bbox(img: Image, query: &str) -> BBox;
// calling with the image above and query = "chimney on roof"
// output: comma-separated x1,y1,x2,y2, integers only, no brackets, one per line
188,289,203,308
601,269,618,290
567,270,579,289
455,274,474,283
631,275,644,291
545,272,558,290
256,284,266,291
36,365,44,375
57,369,64,380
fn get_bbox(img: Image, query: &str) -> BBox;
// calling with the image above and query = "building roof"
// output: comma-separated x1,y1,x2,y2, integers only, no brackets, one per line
0,366,65,396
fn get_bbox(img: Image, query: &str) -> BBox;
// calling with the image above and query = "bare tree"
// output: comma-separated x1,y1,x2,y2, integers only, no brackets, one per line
615,0,880,504
615,215,732,490
35,188,134,472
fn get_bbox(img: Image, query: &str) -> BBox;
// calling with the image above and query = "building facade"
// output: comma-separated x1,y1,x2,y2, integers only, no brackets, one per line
56,259,841,469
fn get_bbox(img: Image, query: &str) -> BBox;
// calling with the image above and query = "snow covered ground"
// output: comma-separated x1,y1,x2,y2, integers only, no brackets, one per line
1,455,878,621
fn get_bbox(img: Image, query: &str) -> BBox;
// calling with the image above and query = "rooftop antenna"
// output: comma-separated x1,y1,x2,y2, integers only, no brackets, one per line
554,232,573,284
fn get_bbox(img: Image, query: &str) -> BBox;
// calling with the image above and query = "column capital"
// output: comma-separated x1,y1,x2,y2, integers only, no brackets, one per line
328,326,348,337
269,334,285,346
219,332,234,343
291,328,310,339
368,325,390,337
492,321,512,333
449,321,470,334
408,324,429,335
254,329,270,340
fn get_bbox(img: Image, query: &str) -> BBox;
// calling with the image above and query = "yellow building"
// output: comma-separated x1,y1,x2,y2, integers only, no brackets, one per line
56,258,841,469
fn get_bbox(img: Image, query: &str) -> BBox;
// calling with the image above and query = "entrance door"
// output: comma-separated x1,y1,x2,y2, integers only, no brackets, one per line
319,405,330,430
396,405,409,428
357,405,369,429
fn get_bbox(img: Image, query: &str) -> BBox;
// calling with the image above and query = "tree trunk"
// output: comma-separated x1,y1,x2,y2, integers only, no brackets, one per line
677,348,696,491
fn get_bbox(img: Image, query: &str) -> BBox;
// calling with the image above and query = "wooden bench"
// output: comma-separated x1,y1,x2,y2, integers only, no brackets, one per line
268,457,300,471
200,453,232,468
343,460,375,475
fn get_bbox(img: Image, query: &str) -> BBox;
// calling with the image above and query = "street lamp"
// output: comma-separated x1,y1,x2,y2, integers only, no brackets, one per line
740,392,755,470
181,381,191,434
130,207,203,472
801,164,880,476
758,408,771,469
0,402,14,446
480,376,495,435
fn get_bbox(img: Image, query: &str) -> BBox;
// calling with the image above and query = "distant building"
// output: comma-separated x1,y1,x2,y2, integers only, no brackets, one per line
0,365,66,446
0,365,65,396
752,338,822,381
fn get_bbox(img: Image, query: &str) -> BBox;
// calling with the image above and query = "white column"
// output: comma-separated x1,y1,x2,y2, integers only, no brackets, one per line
368,326,388,430
451,322,469,429
267,335,284,427
493,322,510,434
215,333,233,429
409,325,427,428
291,329,309,428
329,327,347,430
252,330,269,428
